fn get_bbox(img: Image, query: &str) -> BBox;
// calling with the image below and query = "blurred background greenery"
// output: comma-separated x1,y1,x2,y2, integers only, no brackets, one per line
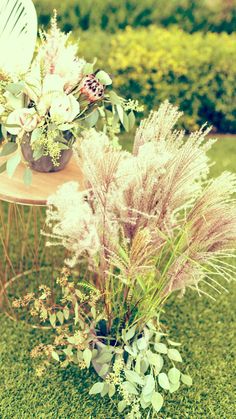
33,0,236,133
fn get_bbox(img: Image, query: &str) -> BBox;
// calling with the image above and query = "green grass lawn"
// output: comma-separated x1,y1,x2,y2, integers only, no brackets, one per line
0,136,235,419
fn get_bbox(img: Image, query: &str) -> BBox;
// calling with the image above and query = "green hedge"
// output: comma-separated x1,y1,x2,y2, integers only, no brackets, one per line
77,27,236,133
34,0,236,34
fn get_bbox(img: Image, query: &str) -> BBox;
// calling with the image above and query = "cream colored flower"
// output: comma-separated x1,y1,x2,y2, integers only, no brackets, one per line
6,108,38,135
50,94,80,124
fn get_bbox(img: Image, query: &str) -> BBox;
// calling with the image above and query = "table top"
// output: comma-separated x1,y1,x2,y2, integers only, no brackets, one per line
0,156,83,206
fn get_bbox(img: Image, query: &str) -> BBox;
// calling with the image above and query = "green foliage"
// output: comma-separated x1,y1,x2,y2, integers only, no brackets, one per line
78,27,236,132
12,270,191,417
34,0,236,34
0,283,236,417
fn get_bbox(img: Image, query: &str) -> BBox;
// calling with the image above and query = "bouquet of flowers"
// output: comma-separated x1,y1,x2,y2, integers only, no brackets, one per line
13,101,236,418
0,12,141,181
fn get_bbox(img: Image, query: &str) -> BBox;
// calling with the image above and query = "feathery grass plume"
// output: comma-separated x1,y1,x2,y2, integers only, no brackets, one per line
46,182,100,267
45,101,236,328
164,172,236,296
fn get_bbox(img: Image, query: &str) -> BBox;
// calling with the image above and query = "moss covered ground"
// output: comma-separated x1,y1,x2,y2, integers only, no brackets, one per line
0,136,235,419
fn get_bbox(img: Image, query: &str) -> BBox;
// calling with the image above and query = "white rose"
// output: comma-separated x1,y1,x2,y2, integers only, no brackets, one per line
6,108,38,135
50,94,80,124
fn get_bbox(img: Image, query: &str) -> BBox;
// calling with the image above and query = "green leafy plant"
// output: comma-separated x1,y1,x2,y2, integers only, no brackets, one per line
13,102,236,417
14,269,192,418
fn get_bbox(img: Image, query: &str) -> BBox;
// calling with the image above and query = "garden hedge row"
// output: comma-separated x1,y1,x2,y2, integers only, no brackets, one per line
35,0,236,34
78,27,236,132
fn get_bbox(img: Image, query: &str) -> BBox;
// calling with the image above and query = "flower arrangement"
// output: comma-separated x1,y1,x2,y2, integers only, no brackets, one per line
0,12,141,181
13,101,236,417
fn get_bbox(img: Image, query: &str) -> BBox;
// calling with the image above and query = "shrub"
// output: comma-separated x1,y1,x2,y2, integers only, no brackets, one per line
84,26,235,132
34,0,236,34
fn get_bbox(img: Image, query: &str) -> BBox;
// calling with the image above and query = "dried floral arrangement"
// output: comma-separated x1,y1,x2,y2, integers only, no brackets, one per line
13,102,236,418
0,12,141,181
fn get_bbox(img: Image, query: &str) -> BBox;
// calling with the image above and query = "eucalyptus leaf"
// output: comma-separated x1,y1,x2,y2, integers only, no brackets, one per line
124,345,136,356
140,357,150,374
1,125,8,140
167,348,183,363
6,153,21,178
122,381,138,396
63,307,70,320
0,142,17,157
125,369,144,386
49,313,56,328
83,348,92,368
96,70,112,86
0,161,7,174
33,147,44,161
142,374,155,396
98,363,109,377
151,392,164,413
167,339,181,347
122,112,129,132
101,382,109,397
154,343,167,354
31,127,43,143
169,381,180,393
108,383,116,398
56,311,64,325
168,367,181,384
128,111,135,130
158,373,170,390
116,104,124,124
125,324,136,342
147,351,163,372
23,168,32,186
58,123,74,131
137,337,148,351
109,90,122,105
141,396,151,409
118,400,127,413
85,109,99,128
96,351,113,364
181,374,193,386
58,143,69,151
89,382,104,395
142,390,153,404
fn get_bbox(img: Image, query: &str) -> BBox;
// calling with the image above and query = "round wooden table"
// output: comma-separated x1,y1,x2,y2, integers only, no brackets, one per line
0,156,82,317
0,156,83,206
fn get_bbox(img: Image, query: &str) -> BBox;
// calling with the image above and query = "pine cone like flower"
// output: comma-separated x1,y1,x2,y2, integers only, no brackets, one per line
79,74,105,102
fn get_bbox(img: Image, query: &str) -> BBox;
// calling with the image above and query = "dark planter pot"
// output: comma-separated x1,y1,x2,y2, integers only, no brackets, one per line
21,133,73,173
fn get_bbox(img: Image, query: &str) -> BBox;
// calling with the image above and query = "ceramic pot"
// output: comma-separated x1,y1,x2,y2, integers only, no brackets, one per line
21,132,73,173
